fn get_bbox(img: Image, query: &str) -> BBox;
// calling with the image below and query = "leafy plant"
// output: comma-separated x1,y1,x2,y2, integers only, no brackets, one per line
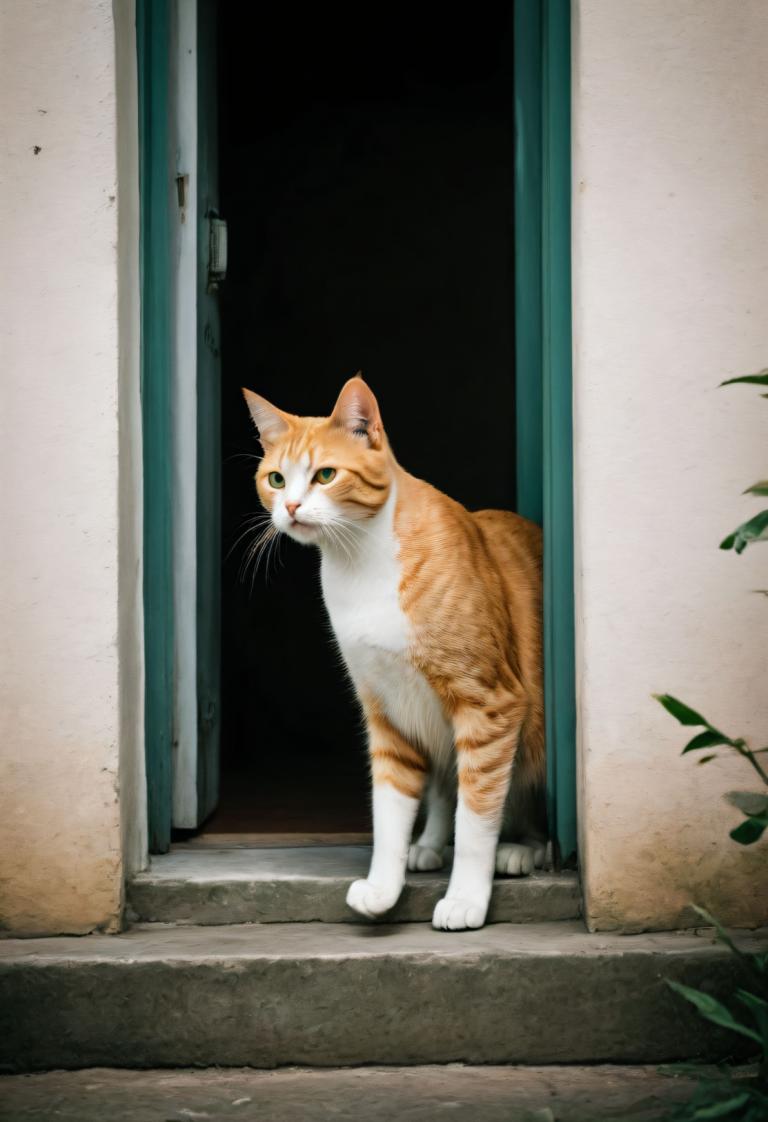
653,694,768,845
655,371,768,1119
661,910,768,1120
655,368,768,842
663,1071,768,1122
719,370,768,554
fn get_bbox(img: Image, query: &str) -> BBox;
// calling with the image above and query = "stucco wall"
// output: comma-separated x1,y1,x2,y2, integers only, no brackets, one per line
0,0,144,935
2,0,767,938
573,0,768,930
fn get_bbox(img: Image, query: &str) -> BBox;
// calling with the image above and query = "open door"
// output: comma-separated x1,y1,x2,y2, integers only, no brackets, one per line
138,0,221,849
170,0,221,831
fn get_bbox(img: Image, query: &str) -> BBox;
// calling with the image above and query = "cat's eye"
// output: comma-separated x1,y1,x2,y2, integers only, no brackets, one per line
268,471,285,489
314,467,336,485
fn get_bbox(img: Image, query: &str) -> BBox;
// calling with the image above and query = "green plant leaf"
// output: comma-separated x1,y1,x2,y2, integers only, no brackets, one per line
690,907,768,991
720,369,768,388
730,816,768,845
698,754,719,765
690,906,740,953
691,1093,751,1119
726,792,768,817
684,730,730,754
744,481,768,497
735,988,768,1013
655,694,710,727
666,981,764,1044
720,511,768,554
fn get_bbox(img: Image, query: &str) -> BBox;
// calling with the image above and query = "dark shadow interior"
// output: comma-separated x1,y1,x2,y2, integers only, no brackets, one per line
209,6,516,834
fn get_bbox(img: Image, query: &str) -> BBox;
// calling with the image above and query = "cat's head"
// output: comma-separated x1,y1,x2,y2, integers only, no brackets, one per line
242,376,393,547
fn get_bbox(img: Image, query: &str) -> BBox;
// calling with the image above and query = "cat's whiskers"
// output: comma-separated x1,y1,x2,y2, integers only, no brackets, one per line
239,521,278,586
316,514,365,563
320,519,354,564
226,450,262,464
253,529,280,587
251,524,283,592
231,517,273,572
239,532,267,585
336,514,375,541
226,512,273,564
334,522,365,560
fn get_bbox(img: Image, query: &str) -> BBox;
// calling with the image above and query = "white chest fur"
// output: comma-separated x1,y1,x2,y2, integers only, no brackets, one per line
320,489,453,764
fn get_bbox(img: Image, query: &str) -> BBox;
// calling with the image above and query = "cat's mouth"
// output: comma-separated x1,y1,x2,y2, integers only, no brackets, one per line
287,518,319,540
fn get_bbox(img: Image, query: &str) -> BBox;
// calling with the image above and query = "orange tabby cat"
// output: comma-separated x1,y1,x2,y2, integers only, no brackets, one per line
243,376,545,930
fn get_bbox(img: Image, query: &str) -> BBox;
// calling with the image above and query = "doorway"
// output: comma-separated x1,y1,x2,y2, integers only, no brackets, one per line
137,0,575,859
206,7,517,837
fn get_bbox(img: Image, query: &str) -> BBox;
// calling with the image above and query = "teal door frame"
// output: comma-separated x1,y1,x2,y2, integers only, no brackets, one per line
138,0,576,860
137,0,174,853
515,0,577,864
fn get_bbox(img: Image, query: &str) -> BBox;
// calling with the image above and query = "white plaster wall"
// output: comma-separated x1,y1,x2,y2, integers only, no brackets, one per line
573,0,768,930
0,0,145,935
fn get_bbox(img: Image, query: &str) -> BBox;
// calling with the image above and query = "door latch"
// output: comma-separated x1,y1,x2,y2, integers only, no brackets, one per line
207,213,227,292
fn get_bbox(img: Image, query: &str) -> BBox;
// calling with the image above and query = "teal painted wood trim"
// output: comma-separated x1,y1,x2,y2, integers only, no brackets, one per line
515,0,576,863
137,0,174,853
514,0,544,527
542,0,577,863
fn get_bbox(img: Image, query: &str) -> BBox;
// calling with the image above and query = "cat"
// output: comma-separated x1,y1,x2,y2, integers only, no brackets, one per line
242,375,546,930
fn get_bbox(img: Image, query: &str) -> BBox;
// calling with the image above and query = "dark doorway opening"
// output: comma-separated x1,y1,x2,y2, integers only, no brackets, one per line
210,7,516,836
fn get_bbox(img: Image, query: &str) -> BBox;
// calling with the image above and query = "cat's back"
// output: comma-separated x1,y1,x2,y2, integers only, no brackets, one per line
471,508,542,588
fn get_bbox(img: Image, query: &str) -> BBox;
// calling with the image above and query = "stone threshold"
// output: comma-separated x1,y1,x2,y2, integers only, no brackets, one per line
127,844,581,924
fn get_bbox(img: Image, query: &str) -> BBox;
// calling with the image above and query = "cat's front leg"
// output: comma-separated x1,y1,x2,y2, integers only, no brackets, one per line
346,700,427,919
433,700,523,931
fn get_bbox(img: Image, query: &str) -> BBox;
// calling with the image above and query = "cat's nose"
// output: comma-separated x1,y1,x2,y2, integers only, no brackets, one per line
285,500,301,518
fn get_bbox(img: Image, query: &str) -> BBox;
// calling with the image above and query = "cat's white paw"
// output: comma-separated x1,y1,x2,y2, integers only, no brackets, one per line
346,878,399,918
522,837,548,870
432,895,487,931
407,843,444,871
495,842,535,877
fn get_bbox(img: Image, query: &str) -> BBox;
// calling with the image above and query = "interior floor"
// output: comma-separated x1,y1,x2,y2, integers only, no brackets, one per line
213,7,516,835
200,745,371,837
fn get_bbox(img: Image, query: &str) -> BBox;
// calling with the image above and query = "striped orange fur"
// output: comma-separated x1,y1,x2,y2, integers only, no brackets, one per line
243,376,545,929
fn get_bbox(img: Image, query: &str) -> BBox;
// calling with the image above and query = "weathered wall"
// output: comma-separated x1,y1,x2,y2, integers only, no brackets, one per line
573,0,768,930
0,0,144,935
2,0,767,938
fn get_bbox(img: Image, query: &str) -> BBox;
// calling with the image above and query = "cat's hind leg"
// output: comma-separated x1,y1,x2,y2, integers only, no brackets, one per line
346,699,428,919
408,775,453,871
496,756,548,875
495,841,538,876
433,695,524,931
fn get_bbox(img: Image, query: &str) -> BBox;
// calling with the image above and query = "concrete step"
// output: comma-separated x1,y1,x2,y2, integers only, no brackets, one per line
127,844,581,925
0,1063,705,1121
1,920,765,1072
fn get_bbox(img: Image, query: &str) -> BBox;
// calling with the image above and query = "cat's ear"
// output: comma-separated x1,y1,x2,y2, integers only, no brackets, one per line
242,388,291,449
330,375,382,449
